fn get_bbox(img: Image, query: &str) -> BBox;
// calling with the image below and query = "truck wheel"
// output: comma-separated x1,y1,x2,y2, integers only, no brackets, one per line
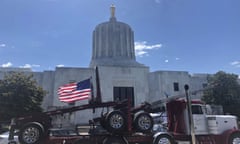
105,110,126,133
134,112,153,132
18,123,44,144
154,134,174,144
229,132,240,144
103,136,127,144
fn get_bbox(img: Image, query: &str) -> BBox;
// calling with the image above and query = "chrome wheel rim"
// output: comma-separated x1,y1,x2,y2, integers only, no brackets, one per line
158,137,171,144
110,113,124,129
232,137,240,144
138,115,151,130
22,127,40,144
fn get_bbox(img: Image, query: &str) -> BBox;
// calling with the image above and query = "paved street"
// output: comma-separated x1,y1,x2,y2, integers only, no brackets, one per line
0,132,19,144
0,132,9,144
0,138,19,144
0,138,8,144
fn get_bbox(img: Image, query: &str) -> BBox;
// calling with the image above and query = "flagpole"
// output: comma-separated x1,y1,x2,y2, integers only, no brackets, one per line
95,66,102,103
89,76,94,103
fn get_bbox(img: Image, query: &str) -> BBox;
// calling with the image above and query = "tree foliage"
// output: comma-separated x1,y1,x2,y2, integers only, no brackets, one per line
202,71,240,117
0,72,46,121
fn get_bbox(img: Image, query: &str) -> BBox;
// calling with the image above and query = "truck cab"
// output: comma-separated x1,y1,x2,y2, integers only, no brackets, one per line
160,99,240,144
191,101,238,136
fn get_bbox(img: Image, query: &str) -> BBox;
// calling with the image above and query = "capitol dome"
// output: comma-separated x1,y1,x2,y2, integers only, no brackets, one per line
90,5,143,67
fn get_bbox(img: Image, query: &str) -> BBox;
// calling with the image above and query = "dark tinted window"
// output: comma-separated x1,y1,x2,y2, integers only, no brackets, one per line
173,82,179,91
192,105,203,114
113,87,134,107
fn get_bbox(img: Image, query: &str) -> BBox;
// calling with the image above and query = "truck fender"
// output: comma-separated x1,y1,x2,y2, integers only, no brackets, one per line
21,121,45,133
153,132,174,144
221,128,240,144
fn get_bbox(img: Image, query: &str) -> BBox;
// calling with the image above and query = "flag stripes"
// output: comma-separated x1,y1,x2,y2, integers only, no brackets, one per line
58,79,91,103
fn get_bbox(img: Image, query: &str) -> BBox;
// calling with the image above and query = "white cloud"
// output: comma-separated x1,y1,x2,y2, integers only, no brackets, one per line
134,41,162,57
175,58,180,60
20,64,31,68
32,64,40,67
1,62,13,67
56,64,65,67
0,43,6,48
165,59,169,63
230,61,240,67
20,64,40,69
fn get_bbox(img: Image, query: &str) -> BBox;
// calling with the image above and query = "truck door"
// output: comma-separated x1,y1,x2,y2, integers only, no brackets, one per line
192,105,208,135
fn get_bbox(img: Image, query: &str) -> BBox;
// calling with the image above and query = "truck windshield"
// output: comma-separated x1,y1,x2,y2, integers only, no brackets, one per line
191,105,203,114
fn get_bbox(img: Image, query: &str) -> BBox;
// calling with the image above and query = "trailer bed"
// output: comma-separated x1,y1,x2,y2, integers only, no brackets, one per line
41,125,154,144
47,132,154,144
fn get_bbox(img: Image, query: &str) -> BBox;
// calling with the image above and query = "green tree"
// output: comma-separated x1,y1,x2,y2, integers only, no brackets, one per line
202,71,240,117
0,72,46,121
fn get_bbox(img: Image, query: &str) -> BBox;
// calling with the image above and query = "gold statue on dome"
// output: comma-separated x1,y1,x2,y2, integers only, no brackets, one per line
110,4,115,17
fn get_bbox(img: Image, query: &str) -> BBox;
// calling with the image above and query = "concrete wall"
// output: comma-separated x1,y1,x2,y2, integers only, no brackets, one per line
32,71,55,110
45,65,150,125
148,71,190,103
52,67,94,106
0,68,31,79
97,65,149,105
51,67,94,125
190,74,208,99
148,71,210,103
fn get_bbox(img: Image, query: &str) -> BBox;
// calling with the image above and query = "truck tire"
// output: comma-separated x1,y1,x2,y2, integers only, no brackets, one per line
105,110,126,134
153,134,174,144
18,122,45,144
103,136,127,144
228,132,240,144
134,112,153,133
100,112,108,129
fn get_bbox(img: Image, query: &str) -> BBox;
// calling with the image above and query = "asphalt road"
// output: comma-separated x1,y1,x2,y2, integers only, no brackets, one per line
0,132,19,144
0,138,9,144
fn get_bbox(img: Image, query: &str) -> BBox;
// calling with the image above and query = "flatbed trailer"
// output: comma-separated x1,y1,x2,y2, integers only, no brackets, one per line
8,94,158,144
45,132,154,144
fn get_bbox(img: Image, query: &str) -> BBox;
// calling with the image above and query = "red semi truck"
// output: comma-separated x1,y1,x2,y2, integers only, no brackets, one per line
151,85,240,144
152,99,240,144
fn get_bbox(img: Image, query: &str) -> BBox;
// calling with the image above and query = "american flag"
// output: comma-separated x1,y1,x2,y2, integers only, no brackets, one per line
58,79,91,103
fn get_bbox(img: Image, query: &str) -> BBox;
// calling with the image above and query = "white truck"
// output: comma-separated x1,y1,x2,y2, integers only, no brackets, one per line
153,85,240,144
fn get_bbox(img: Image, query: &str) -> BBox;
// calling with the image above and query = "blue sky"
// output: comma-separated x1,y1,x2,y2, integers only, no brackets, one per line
0,0,239,76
